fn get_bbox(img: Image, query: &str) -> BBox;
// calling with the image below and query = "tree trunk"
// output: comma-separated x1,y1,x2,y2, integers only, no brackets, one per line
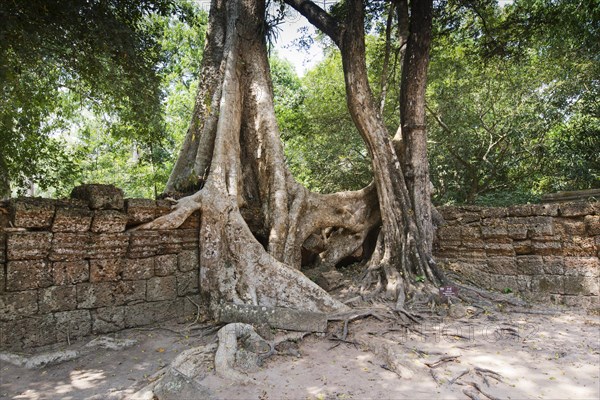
0,151,10,200
399,0,435,256
143,0,444,314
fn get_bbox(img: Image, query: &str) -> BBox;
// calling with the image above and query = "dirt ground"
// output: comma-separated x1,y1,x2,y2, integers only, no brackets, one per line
1,301,599,400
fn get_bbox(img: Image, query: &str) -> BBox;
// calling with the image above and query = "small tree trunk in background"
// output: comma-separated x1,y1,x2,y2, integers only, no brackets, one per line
0,151,10,200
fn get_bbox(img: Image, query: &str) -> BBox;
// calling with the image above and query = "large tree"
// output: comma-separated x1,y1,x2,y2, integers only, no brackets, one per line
141,0,444,313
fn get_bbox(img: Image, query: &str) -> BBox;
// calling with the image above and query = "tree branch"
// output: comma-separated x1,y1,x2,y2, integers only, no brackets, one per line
283,0,342,46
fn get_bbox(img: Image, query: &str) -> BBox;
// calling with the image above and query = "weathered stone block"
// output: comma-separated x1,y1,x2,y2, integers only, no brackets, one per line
554,218,586,236
561,237,596,256
0,314,56,350
50,232,92,261
507,204,533,217
90,210,127,233
486,257,518,275
147,276,177,301
0,290,38,320
532,203,559,216
123,257,154,280
52,206,92,232
462,239,485,250
564,276,599,296
563,257,599,277
125,198,157,226
506,224,528,240
177,270,199,296
128,230,160,258
457,248,487,262
154,199,173,218
542,256,565,275
90,258,125,282
89,233,128,259
485,241,515,257
92,306,127,334
55,309,92,342
437,226,462,241
155,254,178,276
481,207,508,219
157,229,198,254
92,306,126,334
513,240,533,255
53,260,89,285
525,216,554,238
584,215,600,236
516,255,544,275
9,198,55,229
533,276,564,294
39,285,77,313
124,299,182,328
563,295,600,309
6,232,52,260
456,212,481,224
77,280,146,308
6,260,52,291
218,303,328,333
481,225,508,239
178,250,199,272
531,239,562,256
70,184,124,210
461,226,481,239
559,202,596,217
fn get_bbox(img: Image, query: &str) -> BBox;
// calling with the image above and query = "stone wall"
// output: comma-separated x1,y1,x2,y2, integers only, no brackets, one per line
435,201,599,309
0,185,201,351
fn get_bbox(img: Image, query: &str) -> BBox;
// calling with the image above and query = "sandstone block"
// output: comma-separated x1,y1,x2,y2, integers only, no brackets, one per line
9,198,55,229
124,299,182,328
70,184,124,210
6,232,52,260
584,215,600,236
513,240,533,255
89,233,128,259
564,276,599,296
53,260,89,285
157,229,198,254
177,270,200,296
563,257,599,277
481,207,508,219
90,210,127,233
481,225,508,239
90,258,125,282
0,290,38,321
179,211,201,230
155,254,178,276
128,230,160,258
531,203,559,216
39,285,77,313
6,260,52,291
486,257,518,275
562,295,600,309
0,314,56,350
516,255,544,275
554,218,586,236
125,198,157,226
461,226,481,239
437,226,462,241
92,306,126,334
525,216,554,238
561,237,595,256
50,232,92,261
0,263,5,293
531,239,562,256
123,257,154,280
77,280,146,308
506,224,528,240
0,233,5,263
147,276,177,301
507,204,533,217
559,202,596,217
178,250,199,272
55,309,92,342
533,275,564,294
52,206,92,232
485,241,514,257
542,256,565,275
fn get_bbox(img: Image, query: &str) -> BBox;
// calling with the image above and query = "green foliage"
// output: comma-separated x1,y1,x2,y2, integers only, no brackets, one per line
0,0,206,198
271,52,372,193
